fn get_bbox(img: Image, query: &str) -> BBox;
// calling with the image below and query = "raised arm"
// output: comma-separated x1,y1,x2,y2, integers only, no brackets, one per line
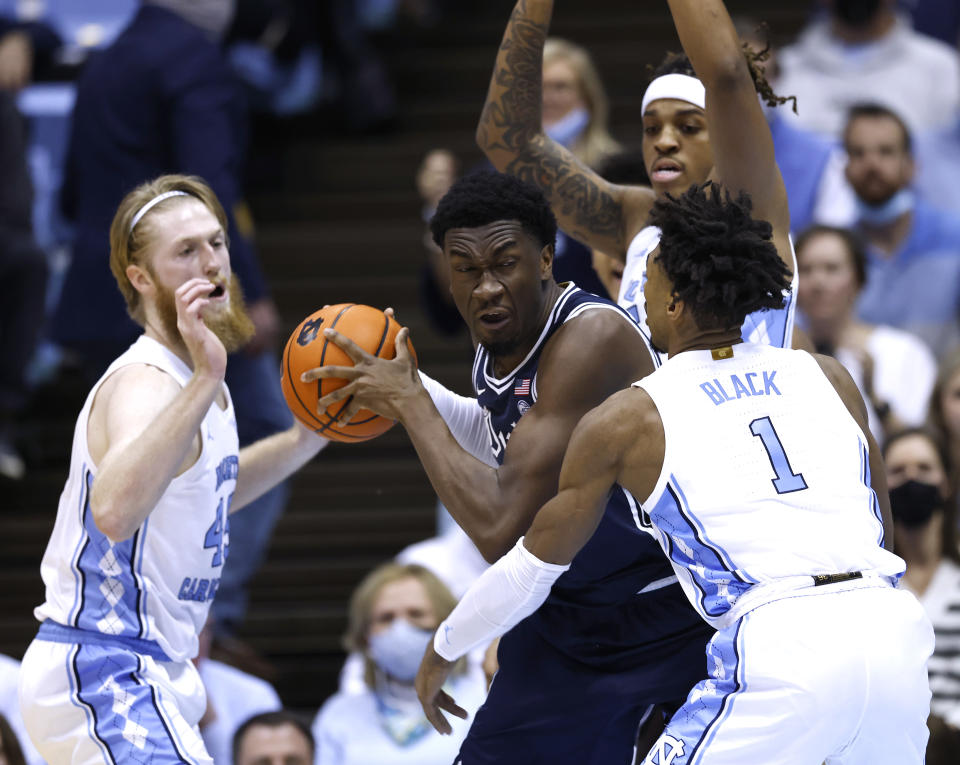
666,0,792,262
88,278,228,541
477,0,653,255
814,353,894,550
308,311,653,561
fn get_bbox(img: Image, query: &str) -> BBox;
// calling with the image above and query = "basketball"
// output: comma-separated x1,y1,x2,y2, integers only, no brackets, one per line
281,304,417,442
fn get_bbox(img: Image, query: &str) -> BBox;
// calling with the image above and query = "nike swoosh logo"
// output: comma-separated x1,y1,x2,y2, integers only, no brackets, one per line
477,388,486,394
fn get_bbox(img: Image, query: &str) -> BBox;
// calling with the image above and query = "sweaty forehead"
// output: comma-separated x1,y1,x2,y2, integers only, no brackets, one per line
146,199,222,244
443,220,535,255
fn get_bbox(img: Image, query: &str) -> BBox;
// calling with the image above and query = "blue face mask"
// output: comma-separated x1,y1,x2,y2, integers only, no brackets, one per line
368,619,433,682
544,107,590,148
855,188,914,226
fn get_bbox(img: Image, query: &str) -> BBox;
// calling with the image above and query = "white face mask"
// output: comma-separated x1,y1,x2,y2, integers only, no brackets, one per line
367,618,433,682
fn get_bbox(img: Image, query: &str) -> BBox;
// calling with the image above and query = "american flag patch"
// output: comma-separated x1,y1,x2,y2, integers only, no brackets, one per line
514,378,531,396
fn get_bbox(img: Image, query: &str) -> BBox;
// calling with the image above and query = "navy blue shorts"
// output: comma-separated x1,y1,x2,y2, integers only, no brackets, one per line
454,592,713,765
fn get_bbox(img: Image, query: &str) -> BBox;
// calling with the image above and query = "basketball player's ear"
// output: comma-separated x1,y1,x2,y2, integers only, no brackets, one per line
126,263,154,296
539,243,554,280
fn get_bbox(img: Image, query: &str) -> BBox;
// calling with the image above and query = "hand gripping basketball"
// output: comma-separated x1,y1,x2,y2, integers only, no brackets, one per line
281,304,417,442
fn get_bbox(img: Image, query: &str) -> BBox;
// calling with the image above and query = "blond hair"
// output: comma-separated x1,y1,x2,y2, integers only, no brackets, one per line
109,174,228,326
344,562,466,687
543,38,621,169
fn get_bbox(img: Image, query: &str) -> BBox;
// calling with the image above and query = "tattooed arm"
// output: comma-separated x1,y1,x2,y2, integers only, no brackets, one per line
476,0,653,258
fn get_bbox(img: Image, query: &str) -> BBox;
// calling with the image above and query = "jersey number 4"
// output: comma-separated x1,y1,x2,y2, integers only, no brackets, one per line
204,496,231,567
750,416,808,494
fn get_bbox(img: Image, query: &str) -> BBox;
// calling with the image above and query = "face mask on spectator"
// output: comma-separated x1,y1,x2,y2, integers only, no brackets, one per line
889,479,942,529
368,619,434,681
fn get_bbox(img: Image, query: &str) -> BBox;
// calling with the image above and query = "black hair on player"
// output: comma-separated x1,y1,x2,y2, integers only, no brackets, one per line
648,182,792,331
430,170,558,251
649,46,796,113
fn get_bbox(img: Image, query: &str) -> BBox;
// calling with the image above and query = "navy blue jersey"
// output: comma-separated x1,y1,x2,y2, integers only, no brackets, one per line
472,284,710,669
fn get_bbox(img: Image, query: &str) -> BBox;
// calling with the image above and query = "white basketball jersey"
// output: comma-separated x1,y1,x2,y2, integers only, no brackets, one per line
35,336,239,661
634,343,904,629
618,226,799,366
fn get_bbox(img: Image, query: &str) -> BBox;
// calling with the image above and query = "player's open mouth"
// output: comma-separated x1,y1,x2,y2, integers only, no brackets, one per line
209,284,226,299
478,310,510,330
651,161,683,184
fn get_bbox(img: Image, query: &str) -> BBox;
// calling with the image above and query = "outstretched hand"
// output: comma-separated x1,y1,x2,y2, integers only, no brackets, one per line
415,639,468,735
300,324,420,423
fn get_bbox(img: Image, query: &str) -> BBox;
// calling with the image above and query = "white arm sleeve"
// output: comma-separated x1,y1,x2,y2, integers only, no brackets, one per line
432,537,569,661
418,370,497,467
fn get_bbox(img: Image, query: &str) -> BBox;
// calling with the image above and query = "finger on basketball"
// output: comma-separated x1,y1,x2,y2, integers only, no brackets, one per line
394,327,411,361
300,365,361,383
322,328,370,362
317,384,354,411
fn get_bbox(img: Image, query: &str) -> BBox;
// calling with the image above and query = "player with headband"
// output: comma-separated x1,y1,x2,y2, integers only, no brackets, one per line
477,0,801,364
18,175,329,765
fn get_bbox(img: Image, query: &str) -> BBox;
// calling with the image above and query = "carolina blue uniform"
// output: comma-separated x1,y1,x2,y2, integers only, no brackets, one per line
455,285,713,765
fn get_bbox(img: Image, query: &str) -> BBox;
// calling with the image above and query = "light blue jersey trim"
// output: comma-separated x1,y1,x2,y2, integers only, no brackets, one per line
689,617,749,765
66,642,116,765
68,468,92,626
859,440,885,547
38,620,169,661
648,479,752,619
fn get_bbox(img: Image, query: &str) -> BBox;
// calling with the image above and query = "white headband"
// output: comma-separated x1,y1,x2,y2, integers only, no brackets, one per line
641,74,706,116
129,190,190,233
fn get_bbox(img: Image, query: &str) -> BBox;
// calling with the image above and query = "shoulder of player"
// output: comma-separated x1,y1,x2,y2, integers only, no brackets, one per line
540,305,650,381
93,362,183,418
575,387,661,458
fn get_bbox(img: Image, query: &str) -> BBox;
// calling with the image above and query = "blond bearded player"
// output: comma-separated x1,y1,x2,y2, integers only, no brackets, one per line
17,175,328,765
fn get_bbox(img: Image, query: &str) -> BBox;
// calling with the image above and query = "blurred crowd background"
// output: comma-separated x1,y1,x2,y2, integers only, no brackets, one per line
3,0,960,763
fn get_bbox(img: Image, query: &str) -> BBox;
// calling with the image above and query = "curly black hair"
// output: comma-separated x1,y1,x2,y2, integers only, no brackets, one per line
430,170,558,250
648,182,792,331
649,47,796,114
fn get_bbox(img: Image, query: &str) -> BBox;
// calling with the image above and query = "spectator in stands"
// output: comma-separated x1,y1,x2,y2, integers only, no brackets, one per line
416,149,466,337
930,348,960,487
539,37,620,297
915,105,960,216
0,713,26,765
0,87,47,480
55,0,293,651
195,621,283,764
884,428,960,741
234,710,314,765
795,224,936,441
0,655,41,765
0,11,62,479
313,563,486,764
840,103,960,358
776,0,960,139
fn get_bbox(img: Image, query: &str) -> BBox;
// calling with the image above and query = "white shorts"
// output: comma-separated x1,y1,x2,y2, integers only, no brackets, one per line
641,580,933,765
18,633,213,764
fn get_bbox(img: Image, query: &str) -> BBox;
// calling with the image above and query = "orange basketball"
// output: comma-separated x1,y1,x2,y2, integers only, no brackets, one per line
281,304,417,442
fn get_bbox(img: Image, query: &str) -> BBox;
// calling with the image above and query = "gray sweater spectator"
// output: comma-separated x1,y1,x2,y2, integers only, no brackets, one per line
776,1,960,138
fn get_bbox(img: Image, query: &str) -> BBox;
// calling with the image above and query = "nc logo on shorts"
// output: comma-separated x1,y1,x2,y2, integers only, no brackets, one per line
643,734,685,765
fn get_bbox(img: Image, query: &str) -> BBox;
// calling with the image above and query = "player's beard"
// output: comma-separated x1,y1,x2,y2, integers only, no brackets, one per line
154,274,256,354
